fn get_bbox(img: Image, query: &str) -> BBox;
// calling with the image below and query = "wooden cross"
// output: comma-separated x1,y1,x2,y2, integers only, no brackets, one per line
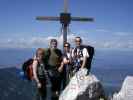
36,0,94,51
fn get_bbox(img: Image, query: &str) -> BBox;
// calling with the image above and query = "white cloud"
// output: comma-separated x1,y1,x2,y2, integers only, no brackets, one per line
95,29,109,33
0,34,78,48
92,40,133,49
0,30,133,49
114,32,132,36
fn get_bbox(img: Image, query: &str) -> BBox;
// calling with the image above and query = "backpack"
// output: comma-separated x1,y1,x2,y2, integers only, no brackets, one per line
81,45,95,61
22,58,46,81
73,45,95,72
22,58,34,81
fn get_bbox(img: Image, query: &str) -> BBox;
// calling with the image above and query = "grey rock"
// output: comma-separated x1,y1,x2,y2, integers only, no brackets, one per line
112,76,133,100
76,81,106,100
59,68,106,100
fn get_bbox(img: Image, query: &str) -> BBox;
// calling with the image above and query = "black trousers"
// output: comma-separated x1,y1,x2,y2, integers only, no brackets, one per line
36,78,46,100
48,71,62,100
61,65,71,89
49,75,62,92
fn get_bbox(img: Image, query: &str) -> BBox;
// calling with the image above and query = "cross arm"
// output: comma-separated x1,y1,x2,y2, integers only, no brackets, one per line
36,16,60,21
71,17,94,22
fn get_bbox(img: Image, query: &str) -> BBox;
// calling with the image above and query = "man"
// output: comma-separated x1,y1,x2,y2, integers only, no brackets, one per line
44,39,63,100
72,37,89,73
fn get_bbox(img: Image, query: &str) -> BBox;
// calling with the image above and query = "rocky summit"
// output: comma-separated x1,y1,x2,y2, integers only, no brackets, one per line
112,76,133,100
59,68,107,100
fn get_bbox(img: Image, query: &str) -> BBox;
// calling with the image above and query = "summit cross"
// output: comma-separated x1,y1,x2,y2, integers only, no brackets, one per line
36,0,94,50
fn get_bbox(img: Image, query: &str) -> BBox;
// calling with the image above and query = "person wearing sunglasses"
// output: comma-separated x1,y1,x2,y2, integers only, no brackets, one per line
62,42,73,88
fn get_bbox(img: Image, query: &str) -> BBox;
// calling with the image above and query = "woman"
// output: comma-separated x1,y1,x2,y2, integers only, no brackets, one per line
62,42,73,88
32,48,47,100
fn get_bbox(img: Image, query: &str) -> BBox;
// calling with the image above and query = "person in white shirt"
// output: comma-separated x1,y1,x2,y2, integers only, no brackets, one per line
72,37,89,73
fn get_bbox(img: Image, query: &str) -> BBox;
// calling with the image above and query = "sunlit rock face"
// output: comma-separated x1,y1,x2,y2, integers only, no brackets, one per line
112,76,133,100
59,68,106,100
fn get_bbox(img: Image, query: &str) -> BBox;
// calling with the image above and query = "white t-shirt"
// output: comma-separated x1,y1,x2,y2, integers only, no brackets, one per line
72,47,89,61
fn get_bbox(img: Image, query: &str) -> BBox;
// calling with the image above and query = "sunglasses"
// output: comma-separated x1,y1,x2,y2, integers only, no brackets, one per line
75,40,81,42
64,45,70,47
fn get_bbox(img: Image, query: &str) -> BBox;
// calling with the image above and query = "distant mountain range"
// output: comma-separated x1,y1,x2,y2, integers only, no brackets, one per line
1,67,133,100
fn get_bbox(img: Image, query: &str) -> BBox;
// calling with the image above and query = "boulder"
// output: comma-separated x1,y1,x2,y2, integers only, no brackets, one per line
112,76,133,100
59,68,106,100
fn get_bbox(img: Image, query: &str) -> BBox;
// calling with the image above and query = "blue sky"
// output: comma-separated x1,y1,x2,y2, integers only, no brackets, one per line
0,0,133,49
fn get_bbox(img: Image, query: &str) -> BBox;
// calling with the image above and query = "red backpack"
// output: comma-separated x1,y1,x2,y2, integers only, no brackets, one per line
22,58,34,81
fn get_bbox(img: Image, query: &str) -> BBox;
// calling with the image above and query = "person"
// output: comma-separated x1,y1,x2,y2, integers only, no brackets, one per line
71,37,89,74
32,48,47,100
44,39,63,100
62,42,73,88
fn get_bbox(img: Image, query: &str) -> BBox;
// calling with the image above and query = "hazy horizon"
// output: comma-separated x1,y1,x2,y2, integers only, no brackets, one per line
0,0,133,49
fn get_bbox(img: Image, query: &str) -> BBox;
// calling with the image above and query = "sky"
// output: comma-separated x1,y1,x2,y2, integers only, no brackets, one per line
0,0,133,49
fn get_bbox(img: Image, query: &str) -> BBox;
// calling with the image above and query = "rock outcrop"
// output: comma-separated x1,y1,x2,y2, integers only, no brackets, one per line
112,76,133,100
59,68,106,100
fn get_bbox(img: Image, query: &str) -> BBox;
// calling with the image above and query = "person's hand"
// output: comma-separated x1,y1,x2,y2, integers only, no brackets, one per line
58,67,63,72
58,62,64,72
63,58,69,64
37,82,42,88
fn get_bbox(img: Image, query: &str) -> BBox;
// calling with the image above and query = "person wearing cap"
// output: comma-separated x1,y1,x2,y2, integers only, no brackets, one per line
44,39,63,100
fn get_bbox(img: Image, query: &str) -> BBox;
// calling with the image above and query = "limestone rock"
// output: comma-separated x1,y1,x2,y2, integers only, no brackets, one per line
112,76,133,100
59,68,106,100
